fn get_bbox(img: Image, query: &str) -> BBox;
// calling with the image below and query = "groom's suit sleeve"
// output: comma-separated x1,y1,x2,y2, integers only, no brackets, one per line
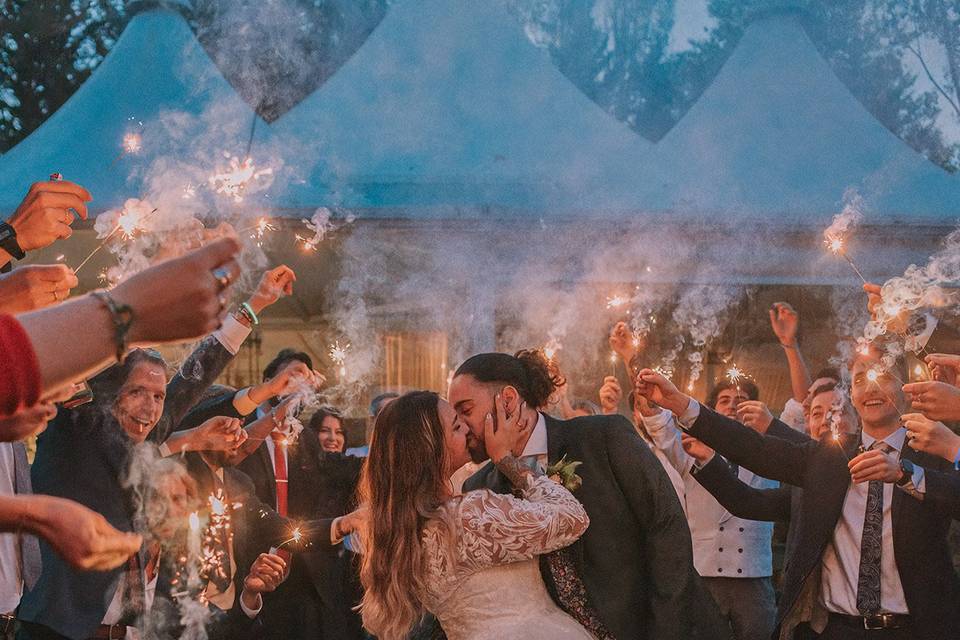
604,415,703,640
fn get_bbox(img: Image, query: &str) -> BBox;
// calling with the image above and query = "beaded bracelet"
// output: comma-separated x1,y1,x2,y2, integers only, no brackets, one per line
92,290,134,362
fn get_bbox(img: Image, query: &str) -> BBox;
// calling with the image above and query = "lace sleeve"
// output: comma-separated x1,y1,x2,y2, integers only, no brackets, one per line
457,475,589,571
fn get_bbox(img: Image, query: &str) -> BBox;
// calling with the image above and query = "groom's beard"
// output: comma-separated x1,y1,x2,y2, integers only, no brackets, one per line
466,432,488,464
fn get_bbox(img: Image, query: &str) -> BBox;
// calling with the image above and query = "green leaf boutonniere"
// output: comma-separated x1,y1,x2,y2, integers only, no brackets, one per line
545,454,583,492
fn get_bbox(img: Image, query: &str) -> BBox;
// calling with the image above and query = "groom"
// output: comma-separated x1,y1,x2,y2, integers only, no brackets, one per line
452,352,728,640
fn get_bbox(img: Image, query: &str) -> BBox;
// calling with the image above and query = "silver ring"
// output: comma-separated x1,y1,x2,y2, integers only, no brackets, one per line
53,290,60,301
211,266,232,291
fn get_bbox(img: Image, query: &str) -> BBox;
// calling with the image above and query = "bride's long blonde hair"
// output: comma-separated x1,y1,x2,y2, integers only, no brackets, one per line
358,391,451,639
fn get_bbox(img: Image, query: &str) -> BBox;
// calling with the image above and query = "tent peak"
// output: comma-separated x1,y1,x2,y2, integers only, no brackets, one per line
127,0,193,20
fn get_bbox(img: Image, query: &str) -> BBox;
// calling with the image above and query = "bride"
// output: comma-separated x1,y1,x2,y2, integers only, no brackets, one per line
357,389,594,640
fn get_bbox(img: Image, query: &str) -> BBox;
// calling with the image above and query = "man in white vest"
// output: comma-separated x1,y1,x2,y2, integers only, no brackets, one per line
642,377,777,640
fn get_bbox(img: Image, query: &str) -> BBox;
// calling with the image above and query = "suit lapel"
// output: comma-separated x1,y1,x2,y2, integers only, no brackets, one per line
545,414,567,466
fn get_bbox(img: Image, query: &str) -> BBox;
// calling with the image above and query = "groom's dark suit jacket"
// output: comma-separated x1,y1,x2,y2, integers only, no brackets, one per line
684,403,960,640
463,413,730,640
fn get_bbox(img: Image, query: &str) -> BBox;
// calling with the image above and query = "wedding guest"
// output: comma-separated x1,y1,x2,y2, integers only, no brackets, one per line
346,392,397,458
0,265,78,315
641,376,778,640
568,399,600,417
627,389,687,515
17,266,288,640
685,384,858,580
307,406,346,453
637,346,960,640
451,350,728,640
769,302,813,431
146,444,361,640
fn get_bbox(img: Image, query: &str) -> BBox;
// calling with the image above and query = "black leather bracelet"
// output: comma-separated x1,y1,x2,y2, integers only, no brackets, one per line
91,290,134,362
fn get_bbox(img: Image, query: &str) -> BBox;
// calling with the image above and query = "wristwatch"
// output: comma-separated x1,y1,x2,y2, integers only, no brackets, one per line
0,222,25,260
896,458,915,487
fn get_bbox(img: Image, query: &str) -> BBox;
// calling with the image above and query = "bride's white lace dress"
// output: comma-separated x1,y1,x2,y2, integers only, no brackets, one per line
420,474,594,640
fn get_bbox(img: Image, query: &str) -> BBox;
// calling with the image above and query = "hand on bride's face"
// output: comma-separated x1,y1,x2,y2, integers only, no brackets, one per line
484,391,531,464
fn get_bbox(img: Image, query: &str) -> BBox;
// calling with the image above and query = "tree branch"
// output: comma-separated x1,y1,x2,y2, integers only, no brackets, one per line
905,39,960,119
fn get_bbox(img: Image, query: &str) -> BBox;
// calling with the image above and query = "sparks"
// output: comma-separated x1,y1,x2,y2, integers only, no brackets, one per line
825,235,844,255
296,234,318,252
866,368,880,383
122,133,142,154
208,155,273,203
606,295,629,309
726,366,744,384
329,341,351,366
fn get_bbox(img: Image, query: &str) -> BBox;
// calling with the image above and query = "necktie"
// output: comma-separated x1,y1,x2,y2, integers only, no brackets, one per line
12,442,41,590
120,552,145,624
856,441,891,616
270,433,293,565
270,433,289,517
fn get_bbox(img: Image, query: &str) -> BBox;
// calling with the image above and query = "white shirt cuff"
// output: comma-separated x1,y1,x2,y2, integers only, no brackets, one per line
240,590,262,619
640,409,675,433
232,387,259,416
677,400,701,429
213,314,252,356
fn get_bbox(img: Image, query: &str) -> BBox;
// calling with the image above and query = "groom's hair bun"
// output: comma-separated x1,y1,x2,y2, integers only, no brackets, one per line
455,350,562,408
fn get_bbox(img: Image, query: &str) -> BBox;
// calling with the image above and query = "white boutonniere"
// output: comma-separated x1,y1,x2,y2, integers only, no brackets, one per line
546,455,583,492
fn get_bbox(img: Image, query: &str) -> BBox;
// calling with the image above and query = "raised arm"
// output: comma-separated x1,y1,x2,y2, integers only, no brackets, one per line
635,369,816,487
642,409,696,478
693,456,793,522
770,302,811,403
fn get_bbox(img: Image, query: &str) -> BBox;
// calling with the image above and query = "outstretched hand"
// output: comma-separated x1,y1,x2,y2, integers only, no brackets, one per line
634,369,690,417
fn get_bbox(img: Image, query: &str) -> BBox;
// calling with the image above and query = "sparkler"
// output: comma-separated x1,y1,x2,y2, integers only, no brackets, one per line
275,527,303,551
824,235,868,285
74,204,159,275
329,341,351,380
208,155,273,203
239,216,277,247
108,132,143,168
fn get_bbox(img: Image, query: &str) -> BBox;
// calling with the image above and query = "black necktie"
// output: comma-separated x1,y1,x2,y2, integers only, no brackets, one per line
856,441,891,615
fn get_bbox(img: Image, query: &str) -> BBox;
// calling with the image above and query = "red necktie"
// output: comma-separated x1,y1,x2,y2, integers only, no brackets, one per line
270,433,293,566
270,433,289,517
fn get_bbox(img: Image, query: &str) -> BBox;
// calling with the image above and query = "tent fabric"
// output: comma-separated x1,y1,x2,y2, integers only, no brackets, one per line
0,0,957,226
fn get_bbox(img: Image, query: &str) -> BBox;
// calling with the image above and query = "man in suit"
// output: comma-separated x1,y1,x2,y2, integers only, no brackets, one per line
452,351,730,640
18,267,294,640
641,377,779,640
146,449,358,640
686,384,857,578
636,348,960,640
179,349,365,640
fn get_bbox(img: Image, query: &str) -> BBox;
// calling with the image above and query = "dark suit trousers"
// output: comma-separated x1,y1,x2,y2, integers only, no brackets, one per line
16,621,69,640
701,577,775,640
